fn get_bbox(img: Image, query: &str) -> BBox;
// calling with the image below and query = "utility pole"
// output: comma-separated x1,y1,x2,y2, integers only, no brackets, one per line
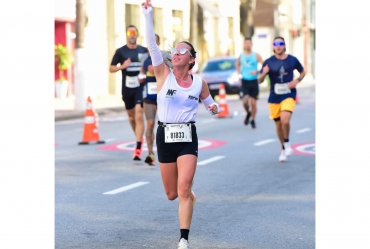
74,0,88,110
273,0,279,37
190,0,198,51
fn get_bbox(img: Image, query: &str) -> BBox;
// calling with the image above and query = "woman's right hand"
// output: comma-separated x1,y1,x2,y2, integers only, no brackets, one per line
141,0,153,15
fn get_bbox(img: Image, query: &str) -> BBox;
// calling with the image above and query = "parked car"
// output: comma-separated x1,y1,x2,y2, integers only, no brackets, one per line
196,56,242,99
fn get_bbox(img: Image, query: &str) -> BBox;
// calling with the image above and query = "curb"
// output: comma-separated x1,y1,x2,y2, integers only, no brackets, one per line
55,106,125,122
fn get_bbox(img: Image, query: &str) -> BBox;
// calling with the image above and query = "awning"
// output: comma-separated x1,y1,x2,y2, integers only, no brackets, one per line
196,0,224,18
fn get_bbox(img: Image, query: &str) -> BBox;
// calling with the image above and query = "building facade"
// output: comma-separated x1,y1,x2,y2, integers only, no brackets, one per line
54,0,243,102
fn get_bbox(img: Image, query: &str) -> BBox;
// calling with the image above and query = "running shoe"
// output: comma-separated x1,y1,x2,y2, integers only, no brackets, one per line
244,111,251,125
178,238,189,249
144,152,155,166
133,148,142,161
284,142,292,157
251,120,256,129
190,191,196,206
279,150,287,162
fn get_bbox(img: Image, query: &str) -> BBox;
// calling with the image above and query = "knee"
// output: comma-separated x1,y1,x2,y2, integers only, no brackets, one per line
177,182,191,198
128,115,135,123
280,116,290,125
166,191,178,201
147,120,155,130
135,111,144,121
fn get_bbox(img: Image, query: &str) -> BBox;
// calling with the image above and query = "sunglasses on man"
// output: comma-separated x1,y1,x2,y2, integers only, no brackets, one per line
126,30,138,36
273,41,285,46
170,47,191,56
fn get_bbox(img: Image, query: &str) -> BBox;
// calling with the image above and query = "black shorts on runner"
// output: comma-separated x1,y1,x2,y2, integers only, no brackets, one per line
156,122,198,163
241,79,259,99
143,98,157,105
122,87,143,110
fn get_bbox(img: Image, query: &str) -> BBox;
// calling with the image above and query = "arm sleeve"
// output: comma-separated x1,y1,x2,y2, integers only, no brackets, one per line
201,95,220,115
142,6,163,67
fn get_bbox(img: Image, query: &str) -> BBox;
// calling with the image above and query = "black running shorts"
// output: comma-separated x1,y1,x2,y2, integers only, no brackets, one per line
122,87,143,110
241,79,259,99
156,123,198,163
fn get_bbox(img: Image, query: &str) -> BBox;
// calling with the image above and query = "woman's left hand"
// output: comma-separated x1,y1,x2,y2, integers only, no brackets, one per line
208,104,219,114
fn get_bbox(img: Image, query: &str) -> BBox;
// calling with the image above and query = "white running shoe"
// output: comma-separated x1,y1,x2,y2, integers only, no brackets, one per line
178,238,189,249
191,191,196,206
284,142,293,157
279,151,287,162
190,180,196,206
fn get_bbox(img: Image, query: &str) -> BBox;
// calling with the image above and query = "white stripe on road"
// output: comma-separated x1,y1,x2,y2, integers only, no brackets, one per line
103,181,150,195
254,139,275,146
197,156,225,165
200,119,216,124
296,128,311,133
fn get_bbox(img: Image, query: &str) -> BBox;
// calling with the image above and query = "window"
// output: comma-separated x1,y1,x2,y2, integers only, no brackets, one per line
125,4,140,30
154,7,164,50
201,59,236,73
172,10,183,46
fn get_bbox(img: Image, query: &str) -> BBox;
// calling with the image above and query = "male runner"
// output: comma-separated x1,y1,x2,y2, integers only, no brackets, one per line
258,37,306,162
236,37,263,128
109,25,148,161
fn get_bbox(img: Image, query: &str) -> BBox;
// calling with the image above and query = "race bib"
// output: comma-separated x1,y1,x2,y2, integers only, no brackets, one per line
164,124,192,143
274,83,291,95
125,76,140,88
147,82,157,95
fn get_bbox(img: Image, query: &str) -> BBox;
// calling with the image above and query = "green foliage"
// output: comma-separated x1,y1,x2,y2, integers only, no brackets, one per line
55,44,74,72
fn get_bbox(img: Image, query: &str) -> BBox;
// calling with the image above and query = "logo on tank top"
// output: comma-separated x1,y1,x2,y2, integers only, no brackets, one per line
278,66,288,83
244,60,251,67
166,89,177,98
188,95,199,101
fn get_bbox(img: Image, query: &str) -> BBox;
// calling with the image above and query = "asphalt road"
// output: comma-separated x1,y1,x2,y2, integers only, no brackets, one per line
55,86,315,249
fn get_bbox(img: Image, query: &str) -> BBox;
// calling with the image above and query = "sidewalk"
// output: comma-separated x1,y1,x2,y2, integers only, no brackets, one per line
55,94,125,122
55,78,315,122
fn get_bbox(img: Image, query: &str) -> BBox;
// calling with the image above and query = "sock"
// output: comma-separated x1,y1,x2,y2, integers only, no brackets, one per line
180,229,189,241
136,142,142,150
284,138,289,143
282,145,285,150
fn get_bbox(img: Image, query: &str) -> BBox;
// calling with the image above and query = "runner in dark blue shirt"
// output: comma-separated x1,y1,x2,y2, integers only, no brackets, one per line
109,25,148,161
258,36,306,162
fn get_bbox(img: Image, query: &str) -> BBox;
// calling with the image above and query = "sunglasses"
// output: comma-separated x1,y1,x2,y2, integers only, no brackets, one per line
170,47,191,56
273,41,285,46
126,30,138,36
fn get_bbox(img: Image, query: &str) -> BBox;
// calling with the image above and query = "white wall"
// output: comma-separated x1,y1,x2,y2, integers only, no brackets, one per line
83,0,109,97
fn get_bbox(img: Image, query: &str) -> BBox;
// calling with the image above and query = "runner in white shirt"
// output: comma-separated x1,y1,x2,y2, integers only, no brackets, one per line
141,1,220,248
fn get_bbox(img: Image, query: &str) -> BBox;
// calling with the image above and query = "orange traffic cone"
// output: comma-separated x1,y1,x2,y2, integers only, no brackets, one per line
217,83,230,118
78,96,105,145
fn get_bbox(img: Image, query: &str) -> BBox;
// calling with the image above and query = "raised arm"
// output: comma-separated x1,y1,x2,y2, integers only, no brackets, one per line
141,0,170,92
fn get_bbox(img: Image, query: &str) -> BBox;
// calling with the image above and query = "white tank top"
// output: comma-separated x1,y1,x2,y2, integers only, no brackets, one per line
157,71,202,123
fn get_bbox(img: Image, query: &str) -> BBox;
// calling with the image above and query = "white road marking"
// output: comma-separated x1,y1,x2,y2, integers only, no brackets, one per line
200,119,216,124
105,138,117,142
296,128,311,133
101,116,127,122
197,156,225,165
254,139,275,146
103,181,150,195
55,119,84,125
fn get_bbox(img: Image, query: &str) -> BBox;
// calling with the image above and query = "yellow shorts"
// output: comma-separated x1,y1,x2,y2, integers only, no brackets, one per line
268,97,296,120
